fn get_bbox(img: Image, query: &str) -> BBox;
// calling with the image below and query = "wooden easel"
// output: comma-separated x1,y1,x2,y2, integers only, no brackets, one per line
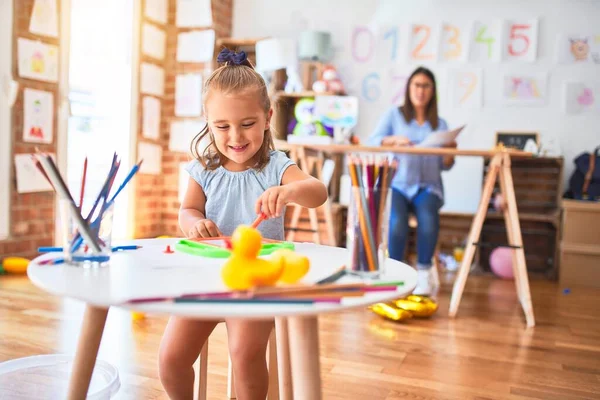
449,152,535,328
285,145,337,246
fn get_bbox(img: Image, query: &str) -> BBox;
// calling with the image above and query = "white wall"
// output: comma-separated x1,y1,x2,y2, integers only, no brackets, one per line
233,0,600,213
0,0,13,239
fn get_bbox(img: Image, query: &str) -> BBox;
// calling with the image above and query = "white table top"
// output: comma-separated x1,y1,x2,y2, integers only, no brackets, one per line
28,238,417,320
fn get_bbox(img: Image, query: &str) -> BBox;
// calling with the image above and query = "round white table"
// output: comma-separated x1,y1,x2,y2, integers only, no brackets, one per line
28,238,417,400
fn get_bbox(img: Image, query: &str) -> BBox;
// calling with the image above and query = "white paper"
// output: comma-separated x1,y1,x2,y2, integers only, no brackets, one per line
144,0,168,24
503,19,538,62
255,38,297,71
14,153,53,193
176,0,213,28
556,34,600,64
17,38,59,82
564,82,600,114
469,20,502,62
416,125,465,148
175,74,202,117
142,96,161,139
140,62,164,96
448,68,482,109
314,96,358,128
178,162,189,203
408,23,440,62
29,0,59,38
23,88,53,144
3,78,19,107
142,23,166,60
177,30,215,63
440,22,471,62
138,142,162,175
502,73,548,106
170,120,206,153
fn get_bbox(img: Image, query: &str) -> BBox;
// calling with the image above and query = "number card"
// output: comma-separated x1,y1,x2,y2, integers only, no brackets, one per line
440,23,471,62
469,20,502,62
408,23,440,62
448,68,483,109
503,19,538,62
351,25,377,63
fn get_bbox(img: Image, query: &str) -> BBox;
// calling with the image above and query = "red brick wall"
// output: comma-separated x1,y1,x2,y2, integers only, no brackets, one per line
159,0,233,237
0,0,60,260
133,0,170,239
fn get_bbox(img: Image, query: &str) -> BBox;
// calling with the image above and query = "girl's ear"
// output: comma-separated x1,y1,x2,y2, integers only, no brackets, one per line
266,108,273,130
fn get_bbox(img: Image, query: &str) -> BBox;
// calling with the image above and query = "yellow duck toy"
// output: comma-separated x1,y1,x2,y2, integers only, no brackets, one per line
221,225,310,290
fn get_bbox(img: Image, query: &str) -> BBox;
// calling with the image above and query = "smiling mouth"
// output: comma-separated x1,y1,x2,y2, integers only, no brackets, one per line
229,144,249,152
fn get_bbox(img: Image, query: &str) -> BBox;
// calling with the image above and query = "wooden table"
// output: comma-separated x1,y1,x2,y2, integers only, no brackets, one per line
27,238,417,399
276,140,536,328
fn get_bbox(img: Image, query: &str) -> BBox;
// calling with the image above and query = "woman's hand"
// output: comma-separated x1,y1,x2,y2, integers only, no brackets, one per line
256,186,294,219
443,140,457,148
442,140,457,169
188,219,222,238
382,136,411,147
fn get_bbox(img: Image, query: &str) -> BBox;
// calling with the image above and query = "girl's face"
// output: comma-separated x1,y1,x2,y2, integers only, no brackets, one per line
409,73,434,109
205,89,271,171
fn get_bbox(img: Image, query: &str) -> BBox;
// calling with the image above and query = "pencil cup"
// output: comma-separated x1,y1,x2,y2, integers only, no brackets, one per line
58,199,114,266
346,187,391,278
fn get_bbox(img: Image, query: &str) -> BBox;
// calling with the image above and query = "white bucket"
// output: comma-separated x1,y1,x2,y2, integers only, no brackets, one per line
0,354,120,399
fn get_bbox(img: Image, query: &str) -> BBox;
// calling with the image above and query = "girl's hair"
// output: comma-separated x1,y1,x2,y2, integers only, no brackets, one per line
190,48,275,171
400,66,440,130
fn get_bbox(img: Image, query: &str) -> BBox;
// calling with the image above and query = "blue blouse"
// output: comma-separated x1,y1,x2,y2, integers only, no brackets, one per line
366,106,450,203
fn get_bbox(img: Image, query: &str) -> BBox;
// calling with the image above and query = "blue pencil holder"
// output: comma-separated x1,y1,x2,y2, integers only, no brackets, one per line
58,199,114,266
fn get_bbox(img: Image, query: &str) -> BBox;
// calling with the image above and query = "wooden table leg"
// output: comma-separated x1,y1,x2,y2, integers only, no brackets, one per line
287,316,322,400
67,305,109,400
449,154,502,317
500,154,535,328
274,317,292,400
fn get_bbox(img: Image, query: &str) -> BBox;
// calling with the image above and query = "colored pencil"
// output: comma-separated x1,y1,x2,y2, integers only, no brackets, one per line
347,155,397,273
79,157,87,210
36,154,102,253
251,212,268,229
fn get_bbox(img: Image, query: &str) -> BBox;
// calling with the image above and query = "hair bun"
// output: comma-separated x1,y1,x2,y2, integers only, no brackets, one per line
217,48,249,66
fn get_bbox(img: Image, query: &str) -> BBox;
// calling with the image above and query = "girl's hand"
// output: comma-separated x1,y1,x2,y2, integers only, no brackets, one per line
382,136,411,147
256,186,293,219
189,219,222,238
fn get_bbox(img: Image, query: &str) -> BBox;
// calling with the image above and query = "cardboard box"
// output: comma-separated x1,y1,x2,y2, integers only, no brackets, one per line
562,200,600,246
559,243,600,288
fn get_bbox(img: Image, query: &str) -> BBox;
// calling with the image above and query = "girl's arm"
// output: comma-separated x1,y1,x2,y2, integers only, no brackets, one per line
255,165,328,219
179,177,222,237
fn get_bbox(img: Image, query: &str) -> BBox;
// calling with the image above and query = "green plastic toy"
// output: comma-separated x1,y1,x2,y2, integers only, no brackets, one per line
175,239,295,259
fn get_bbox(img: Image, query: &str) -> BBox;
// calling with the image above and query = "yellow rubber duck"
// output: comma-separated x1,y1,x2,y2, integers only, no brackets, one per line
221,226,310,290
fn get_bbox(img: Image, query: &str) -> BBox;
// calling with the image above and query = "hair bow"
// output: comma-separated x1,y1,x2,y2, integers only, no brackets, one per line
217,48,248,65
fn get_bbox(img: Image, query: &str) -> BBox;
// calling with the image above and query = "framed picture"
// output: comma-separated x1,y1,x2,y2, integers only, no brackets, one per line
495,131,539,151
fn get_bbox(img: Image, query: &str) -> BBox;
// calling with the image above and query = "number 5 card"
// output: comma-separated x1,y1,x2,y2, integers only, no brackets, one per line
502,19,539,62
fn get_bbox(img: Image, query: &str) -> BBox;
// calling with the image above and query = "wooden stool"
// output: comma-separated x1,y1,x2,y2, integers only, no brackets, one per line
195,319,291,400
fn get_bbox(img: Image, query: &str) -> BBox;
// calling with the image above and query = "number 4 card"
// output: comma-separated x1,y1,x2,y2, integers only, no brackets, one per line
503,19,538,62
470,20,502,63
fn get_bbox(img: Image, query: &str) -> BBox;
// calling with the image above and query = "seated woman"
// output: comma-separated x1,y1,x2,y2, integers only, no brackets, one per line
366,66,456,295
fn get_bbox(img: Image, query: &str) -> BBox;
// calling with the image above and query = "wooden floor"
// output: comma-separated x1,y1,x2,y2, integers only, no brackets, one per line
1,271,600,399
